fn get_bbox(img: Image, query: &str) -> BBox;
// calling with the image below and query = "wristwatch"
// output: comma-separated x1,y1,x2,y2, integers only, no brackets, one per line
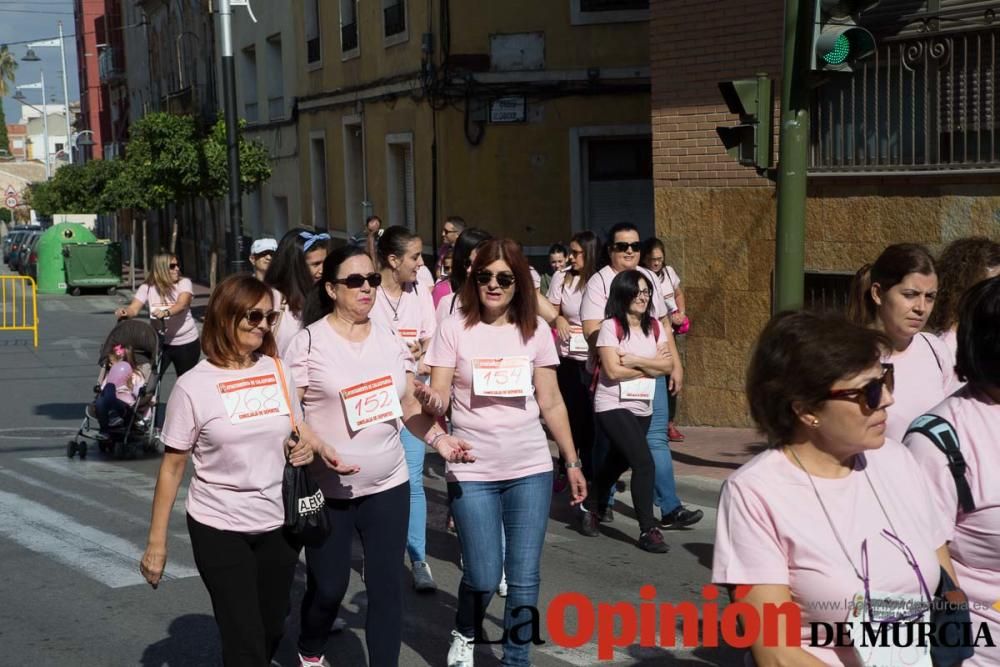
565,460,583,469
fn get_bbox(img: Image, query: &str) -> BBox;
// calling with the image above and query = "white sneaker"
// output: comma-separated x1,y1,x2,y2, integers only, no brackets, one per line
447,630,475,667
298,653,329,667
412,560,437,592
497,571,508,597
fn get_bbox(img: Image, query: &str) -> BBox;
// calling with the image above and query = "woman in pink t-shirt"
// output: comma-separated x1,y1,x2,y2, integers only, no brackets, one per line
288,245,471,667
432,227,492,310
371,226,440,592
927,237,1000,363
140,275,331,666
580,270,674,554
714,311,961,666
906,276,1000,667
418,239,587,667
848,243,959,441
264,228,331,357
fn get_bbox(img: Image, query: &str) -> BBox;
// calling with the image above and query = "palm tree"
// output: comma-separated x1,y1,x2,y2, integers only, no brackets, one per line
0,44,19,155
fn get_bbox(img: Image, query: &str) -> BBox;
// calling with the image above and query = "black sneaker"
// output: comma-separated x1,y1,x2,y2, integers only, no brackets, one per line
578,510,600,537
660,506,704,529
638,528,669,553
598,506,614,523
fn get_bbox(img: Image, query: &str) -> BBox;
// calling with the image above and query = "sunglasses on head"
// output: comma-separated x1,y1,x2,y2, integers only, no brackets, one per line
611,242,642,253
331,273,382,289
474,270,516,289
169,263,180,269
826,363,895,411
245,309,281,328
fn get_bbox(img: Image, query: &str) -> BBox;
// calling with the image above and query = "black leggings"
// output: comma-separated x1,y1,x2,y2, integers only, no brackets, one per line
556,358,596,481
162,338,201,377
187,515,301,667
298,482,409,665
592,410,656,532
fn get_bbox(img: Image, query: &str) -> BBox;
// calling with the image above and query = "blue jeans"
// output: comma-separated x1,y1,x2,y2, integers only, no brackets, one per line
400,427,427,563
449,471,552,667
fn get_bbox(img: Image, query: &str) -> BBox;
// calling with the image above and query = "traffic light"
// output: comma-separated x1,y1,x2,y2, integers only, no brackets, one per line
716,74,774,172
811,0,878,72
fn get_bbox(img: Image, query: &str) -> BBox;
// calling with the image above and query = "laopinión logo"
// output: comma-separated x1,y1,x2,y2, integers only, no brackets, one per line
469,586,995,661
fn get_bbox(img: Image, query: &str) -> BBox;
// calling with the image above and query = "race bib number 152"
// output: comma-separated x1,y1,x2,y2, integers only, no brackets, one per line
340,375,404,432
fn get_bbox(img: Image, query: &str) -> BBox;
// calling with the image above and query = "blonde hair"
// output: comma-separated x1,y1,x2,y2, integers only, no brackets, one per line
146,254,179,302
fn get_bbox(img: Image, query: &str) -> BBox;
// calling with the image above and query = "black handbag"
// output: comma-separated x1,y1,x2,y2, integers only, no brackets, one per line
930,567,974,667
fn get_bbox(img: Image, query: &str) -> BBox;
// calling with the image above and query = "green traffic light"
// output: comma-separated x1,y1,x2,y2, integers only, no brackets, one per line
823,34,851,64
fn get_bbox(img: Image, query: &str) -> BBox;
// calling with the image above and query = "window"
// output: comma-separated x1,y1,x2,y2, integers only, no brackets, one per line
265,34,285,120
305,0,321,65
241,46,258,122
340,0,359,57
385,133,415,230
310,133,329,230
570,0,649,25
804,272,854,314
383,0,407,43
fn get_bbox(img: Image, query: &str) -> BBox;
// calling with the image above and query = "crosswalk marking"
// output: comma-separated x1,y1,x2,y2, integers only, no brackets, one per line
0,489,199,588
24,456,187,504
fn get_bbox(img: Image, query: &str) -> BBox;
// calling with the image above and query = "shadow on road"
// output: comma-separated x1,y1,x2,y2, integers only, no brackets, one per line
34,402,88,420
681,542,714,570
140,614,220,666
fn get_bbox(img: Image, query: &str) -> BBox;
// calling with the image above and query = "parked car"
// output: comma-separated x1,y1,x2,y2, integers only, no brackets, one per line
22,233,43,279
12,231,41,274
4,229,33,265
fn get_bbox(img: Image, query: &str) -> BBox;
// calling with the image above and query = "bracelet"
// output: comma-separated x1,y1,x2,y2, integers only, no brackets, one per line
428,431,448,448
565,460,583,469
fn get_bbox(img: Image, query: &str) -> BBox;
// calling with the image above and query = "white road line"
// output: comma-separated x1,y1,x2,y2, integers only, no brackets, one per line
23,456,187,504
0,489,198,588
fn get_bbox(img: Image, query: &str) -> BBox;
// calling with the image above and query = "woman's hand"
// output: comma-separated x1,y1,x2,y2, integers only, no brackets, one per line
285,433,314,467
432,434,476,464
407,340,424,361
554,316,572,343
619,352,641,369
414,380,446,416
669,311,686,327
566,468,587,506
140,544,167,589
153,308,169,320
115,307,130,320
318,444,361,475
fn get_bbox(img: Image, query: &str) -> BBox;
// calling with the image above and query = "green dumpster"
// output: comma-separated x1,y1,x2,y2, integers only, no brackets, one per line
64,242,123,296
35,223,98,294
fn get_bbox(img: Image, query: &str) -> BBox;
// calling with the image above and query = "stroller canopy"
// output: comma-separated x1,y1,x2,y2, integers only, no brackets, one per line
99,319,160,368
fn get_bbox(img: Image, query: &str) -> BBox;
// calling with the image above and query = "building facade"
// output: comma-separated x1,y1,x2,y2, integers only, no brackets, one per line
652,0,1000,426
5,124,28,160
73,0,108,161
285,0,652,255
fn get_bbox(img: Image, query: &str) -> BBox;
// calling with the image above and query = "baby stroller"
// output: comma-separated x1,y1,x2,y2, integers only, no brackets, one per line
67,318,166,460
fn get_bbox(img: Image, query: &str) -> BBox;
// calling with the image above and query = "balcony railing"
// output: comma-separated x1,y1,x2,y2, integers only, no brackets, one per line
811,24,1000,173
98,47,124,83
384,3,405,37
341,22,358,52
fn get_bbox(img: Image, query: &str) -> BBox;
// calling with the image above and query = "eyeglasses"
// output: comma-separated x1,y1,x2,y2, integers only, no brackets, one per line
331,273,382,289
634,289,652,299
169,263,180,269
569,249,584,257
443,227,459,235
245,309,281,328
611,242,642,253
474,271,516,289
861,530,932,623
827,364,894,411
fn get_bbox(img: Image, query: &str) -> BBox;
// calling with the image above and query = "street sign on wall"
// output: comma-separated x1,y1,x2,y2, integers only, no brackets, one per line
490,97,527,124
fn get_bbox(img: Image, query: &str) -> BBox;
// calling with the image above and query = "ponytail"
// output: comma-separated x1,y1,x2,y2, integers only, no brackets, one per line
847,263,875,326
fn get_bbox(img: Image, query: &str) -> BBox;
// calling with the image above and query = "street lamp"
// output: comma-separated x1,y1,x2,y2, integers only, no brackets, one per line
14,73,51,179
73,130,95,163
22,21,74,165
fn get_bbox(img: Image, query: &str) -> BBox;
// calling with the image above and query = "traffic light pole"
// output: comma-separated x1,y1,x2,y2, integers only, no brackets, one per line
217,0,244,276
774,0,815,311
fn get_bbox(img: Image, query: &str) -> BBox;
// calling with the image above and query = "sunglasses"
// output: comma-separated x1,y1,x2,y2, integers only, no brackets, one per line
331,273,382,289
826,364,894,411
475,271,516,289
245,309,281,328
169,263,180,269
611,242,642,253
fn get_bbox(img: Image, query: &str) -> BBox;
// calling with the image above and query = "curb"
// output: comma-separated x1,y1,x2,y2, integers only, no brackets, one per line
675,474,724,509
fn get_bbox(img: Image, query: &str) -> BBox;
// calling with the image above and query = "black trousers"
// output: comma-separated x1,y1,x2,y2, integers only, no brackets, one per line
556,358,596,481
156,338,201,427
592,410,656,532
298,482,409,666
186,515,301,667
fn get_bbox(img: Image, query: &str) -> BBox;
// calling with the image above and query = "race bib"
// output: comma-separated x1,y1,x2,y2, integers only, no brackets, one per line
620,377,656,400
218,374,290,425
398,328,420,347
847,591,931,667
340,375,404,432
568,326,589,353
472,357,532,398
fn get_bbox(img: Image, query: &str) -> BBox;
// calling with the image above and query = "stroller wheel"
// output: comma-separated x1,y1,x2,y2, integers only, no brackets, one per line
66,440,77,459
78,442,88,459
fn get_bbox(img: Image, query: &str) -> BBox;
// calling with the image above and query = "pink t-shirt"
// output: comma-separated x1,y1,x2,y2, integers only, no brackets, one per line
424,314,559,483
160,356,302,533
547,268,588,362
529,266,542,290
713,440,949,666
416,265,435,295
580,266,669,324
135,278,199,345
270,288,303,358
432,279,453,308
103,370,143,406
370,282,437,344
938,327,958,363
435,292,462,324
885,332,959,441
904,386,1000,665
594,318,660,417
654,267,680,314
285,318,412,500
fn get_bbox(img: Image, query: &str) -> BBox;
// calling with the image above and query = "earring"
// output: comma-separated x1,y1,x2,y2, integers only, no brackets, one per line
811,419,820,428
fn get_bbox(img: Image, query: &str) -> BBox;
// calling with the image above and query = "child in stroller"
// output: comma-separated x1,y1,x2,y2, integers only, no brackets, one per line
68,318,164,460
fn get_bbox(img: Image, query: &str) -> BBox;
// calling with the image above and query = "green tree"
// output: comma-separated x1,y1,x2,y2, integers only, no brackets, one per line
0,44,19,155
23,159,126,215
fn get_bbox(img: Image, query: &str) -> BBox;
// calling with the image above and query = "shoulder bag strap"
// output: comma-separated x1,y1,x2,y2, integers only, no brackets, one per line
272,357,298,435
919,333,943,372
906,414,975,513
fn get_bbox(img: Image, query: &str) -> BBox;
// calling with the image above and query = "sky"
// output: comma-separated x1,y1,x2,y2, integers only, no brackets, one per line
0,0,80,125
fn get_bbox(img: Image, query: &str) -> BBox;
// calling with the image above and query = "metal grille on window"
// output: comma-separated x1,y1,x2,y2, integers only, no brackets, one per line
384,1,405,37
804,272,854,314
811,16,999,173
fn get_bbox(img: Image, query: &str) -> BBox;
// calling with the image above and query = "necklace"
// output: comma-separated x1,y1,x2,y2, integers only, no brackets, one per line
379,285,403,321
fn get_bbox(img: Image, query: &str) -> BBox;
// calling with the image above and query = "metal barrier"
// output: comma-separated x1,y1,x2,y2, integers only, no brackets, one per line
0,275,39,347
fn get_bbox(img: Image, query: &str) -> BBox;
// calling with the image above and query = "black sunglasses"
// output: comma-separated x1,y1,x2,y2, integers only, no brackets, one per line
611,242,642,253
169,263,180,269
331,272,382,289
827,364,895,411
474,271,516,289
245,309,281,328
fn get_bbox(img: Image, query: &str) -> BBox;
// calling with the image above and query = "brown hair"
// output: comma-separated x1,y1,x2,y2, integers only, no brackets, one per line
146,253,179,302
928,237,1000,333
202,275,277,367
847,243,936,327
460,238,538,342
746,311,890,445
